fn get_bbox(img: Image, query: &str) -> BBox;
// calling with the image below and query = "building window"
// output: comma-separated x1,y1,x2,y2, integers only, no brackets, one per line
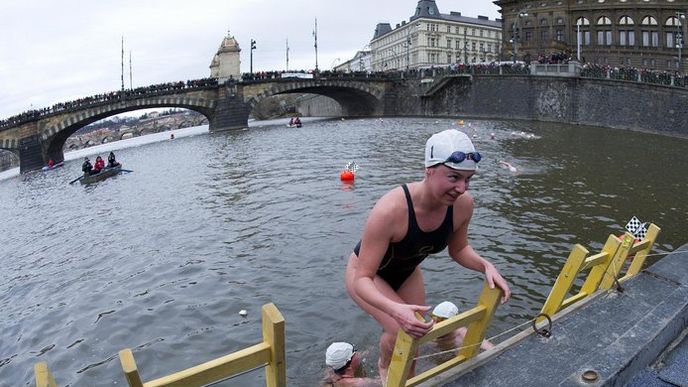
447,25,451,33
597,30,613,45
472,41,476,51
667,32,675,48
541,29,550,42
619,16,634,25
597,16,612,25
556,29,564,41
619,30,635,46
525,30,533,42
540,18,549,26
456,40,461,49
447,38,452,48
556,17,564,24
641,16,658,26
447,53,452,63
576,17,590,26
584,31,591,45
641,31,658,47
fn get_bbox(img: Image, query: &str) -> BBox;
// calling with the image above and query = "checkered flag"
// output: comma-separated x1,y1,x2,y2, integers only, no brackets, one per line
625,216,648,240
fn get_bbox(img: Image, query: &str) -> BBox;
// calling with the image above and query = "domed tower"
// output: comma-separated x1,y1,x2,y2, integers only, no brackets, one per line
210,31,241,83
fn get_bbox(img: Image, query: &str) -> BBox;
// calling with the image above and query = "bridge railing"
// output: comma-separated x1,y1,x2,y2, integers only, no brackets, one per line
0,79,218,131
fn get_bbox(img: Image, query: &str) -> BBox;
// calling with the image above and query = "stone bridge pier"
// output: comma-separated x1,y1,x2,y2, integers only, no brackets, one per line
208,82,251,132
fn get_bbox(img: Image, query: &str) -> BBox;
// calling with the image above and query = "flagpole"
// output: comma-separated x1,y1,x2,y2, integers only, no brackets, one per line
313,18,319,74
286,38,290,71
121,36,125,93
129,50,133,89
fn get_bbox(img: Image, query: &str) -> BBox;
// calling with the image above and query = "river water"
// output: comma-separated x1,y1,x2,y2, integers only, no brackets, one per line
1,118,686,386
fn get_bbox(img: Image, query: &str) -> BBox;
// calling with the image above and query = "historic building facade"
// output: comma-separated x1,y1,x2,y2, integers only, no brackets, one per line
495,0,687,72
368,0,503,71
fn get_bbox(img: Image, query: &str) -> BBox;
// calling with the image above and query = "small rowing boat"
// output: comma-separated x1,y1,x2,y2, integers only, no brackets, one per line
79,166,122,184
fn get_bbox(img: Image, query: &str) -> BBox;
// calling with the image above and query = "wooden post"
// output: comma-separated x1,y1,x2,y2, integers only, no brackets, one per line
34,362,57,387
600,233,635,290
262,303,286,387
580,234,620,295
386,327,419,387
624,223,661,277
540,244,588,321
119,349,145,387
459,283,502,360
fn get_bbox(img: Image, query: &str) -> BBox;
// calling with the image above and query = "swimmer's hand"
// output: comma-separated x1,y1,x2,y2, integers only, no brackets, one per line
485,264,511,304
393,304,434,338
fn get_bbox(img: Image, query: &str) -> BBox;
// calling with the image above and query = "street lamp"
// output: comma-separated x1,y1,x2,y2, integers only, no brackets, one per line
511,10,528,63
405,22,421,70
676,12,686,72
250,39,256,74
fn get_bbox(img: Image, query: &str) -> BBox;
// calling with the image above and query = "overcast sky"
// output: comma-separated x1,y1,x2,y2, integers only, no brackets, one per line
0,0,500,119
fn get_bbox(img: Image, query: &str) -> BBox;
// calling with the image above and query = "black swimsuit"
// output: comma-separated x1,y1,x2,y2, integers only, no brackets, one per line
354,184,454,290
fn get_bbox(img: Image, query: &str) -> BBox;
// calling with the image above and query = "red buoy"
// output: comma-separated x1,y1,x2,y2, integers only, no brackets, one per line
340,170,355,182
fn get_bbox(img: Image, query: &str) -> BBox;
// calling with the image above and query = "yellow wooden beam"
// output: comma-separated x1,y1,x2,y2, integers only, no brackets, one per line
622,223,661,280
581,234,620,295
118,303,285,387
579,251,609,272
561,291,588,309
459,283,502,360
405,354,468,387
386,325,419,387
144,343,270,387
600,233,635,290
34,362,57,387
539,244,588,320
262,303,286,387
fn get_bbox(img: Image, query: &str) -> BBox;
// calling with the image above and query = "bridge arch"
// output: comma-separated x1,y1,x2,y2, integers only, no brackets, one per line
41,96,216,163
245,80,385,117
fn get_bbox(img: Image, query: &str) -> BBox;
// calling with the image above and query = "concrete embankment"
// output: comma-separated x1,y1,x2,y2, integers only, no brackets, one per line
428,244,688,387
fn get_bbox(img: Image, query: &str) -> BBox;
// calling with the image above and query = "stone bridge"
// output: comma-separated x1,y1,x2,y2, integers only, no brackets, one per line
0,77,391,172
2,72,686,173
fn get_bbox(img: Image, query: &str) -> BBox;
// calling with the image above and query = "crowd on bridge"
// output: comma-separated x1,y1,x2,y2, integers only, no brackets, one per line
0,78,217,130
3,62,686,131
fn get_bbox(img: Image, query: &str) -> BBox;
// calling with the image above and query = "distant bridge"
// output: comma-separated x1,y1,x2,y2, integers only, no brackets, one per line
2,68,686,173
0,76,391,172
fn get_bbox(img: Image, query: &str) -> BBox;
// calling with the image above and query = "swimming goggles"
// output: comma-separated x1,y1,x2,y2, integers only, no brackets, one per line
445,151,482,164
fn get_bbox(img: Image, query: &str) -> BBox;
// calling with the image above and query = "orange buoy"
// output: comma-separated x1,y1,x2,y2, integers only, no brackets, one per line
340,170,355,182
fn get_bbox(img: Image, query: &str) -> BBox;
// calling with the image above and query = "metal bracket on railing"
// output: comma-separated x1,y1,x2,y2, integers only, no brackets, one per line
532,313,552,338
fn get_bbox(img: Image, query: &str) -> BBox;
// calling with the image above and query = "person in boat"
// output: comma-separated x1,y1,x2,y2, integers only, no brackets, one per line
107,152,121,168
82,157,94,175
322,342,381,387
93,156,105,173
429,301,494,353
289,117,295,126
345,129,511,381
294,116,302,126
48,159,55,168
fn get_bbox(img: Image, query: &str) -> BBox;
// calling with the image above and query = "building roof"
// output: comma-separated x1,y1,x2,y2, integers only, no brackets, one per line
372,0,501,42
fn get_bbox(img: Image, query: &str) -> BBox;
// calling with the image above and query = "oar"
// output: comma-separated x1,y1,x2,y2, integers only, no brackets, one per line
120,169,134,173
69,175,85,184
